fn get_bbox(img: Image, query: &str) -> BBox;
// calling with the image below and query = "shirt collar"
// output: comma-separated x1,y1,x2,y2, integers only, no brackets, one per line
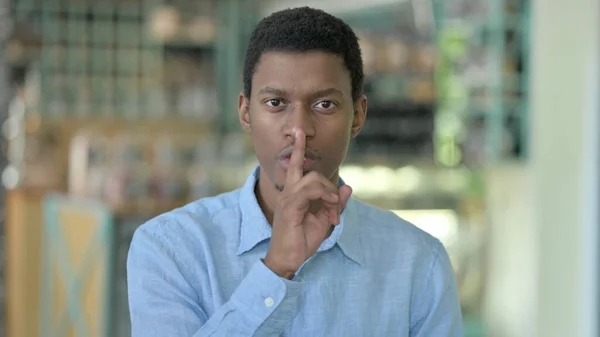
237,167,272,255
237,166,363,267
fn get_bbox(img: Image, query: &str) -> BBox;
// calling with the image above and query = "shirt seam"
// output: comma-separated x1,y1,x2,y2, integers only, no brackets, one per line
412,241,443,325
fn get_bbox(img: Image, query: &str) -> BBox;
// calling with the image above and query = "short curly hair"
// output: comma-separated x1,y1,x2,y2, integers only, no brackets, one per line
243,6,364,101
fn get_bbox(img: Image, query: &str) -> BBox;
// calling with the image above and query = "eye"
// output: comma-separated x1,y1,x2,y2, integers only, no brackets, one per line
266,99,283,107
315,100,335,109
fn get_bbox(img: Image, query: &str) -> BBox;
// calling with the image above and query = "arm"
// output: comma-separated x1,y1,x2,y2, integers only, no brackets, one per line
410,241,463,337
127,227,305,337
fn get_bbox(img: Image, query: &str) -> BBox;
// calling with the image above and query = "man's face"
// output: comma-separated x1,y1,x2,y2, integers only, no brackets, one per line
239,51,367,190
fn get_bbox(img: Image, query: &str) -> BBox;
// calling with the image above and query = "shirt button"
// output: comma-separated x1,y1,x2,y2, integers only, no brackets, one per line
264,297,275,308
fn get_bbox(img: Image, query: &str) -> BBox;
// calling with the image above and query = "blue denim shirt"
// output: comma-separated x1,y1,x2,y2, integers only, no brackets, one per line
127,167,463,336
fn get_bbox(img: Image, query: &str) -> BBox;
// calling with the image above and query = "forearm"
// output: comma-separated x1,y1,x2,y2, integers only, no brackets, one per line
129,258,305,337
194,260,305,336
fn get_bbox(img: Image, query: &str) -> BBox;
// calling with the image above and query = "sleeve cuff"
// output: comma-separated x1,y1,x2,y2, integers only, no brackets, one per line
230,259,305,329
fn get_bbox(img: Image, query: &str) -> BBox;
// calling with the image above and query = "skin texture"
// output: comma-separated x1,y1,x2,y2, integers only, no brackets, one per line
238,50,367,278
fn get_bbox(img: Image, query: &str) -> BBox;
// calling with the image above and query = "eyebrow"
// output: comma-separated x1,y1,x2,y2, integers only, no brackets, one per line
258,86,287,96
310,88,344,100
257,86,344,99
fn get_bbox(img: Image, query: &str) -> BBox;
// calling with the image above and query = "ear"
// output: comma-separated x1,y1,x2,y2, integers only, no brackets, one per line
238,92,251,132
351,95,367,138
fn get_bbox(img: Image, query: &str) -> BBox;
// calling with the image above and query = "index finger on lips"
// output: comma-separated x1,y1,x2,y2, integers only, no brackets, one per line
286,128,306,186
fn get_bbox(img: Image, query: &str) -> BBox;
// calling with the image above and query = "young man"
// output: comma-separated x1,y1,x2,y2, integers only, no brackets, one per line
128,7,463,337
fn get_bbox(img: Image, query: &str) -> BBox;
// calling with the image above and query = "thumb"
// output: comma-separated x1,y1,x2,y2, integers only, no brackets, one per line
338,184,353,210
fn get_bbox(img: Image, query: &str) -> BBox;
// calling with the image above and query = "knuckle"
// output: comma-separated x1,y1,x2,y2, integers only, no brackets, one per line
307,172,333,188
301,171,317,182
297,185,312,197
277,195,291,208
303,182,323,193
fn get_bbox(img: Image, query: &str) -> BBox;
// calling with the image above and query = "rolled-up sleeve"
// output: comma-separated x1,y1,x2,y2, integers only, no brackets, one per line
127,227,305,337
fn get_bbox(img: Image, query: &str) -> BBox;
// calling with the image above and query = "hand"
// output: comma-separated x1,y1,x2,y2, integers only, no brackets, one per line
264,129,352,279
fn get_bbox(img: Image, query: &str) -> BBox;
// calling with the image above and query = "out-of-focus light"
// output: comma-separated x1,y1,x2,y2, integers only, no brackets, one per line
340,165,398,198
391,209,459,245
386,37,409,70
25,113,42,134
341,164,425,198
436,113,463,138
339,165,367,189
437,168,471,193
437,140,463,167
150,6,180,41
2,116,20,140
2,165,19,189
8,98,26,118
365,165,396,196
187,17,215,44
68,134,90,195
395,165,421,193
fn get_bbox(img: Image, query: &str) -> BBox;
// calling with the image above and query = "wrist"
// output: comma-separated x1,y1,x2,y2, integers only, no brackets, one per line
262,257,296,280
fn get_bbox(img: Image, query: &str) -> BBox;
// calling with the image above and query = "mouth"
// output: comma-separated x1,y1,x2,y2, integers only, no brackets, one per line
279,154,315,170
277,145,321,171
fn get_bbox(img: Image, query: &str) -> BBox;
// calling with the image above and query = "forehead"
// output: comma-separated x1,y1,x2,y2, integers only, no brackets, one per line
252,51,352,97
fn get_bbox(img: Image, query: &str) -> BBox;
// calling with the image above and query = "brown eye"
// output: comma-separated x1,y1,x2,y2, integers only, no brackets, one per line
316,101,334,109
266,99,282,107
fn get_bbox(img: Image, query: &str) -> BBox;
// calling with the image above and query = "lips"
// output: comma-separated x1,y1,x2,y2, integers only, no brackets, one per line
280,155,314,170
277,145,320,171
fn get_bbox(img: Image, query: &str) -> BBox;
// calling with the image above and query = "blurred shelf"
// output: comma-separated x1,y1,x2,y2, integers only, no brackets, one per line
111,200,190,217
162,39,215,49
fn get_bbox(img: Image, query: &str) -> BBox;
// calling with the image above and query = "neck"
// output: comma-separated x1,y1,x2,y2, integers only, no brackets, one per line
255,167,340,224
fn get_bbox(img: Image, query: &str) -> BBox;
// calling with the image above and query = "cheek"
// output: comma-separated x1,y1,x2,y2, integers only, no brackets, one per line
250,132,272,153
318,124,352,156
250,111,283,133
320,119,351,141
249,125,278,159
249,111,276,134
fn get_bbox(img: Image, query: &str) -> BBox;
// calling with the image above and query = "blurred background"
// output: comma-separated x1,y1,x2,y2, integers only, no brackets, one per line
0,0,597,336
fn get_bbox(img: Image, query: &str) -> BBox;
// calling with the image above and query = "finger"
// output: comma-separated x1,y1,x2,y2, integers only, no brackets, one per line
286,128,306,185
316,197,340,224
297,174,343,224
313,202,339,226
338,184,353,211
316,193,344,225
290,171,338,195
313,172,339,193
327,207,340,225
327,185,352,225
304,212,332,245
285,185,338,213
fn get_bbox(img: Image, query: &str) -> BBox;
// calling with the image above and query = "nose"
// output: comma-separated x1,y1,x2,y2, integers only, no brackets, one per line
284,103,316,139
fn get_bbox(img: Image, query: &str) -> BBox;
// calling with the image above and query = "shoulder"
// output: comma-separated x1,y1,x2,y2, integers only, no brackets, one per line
351,199,457,304
351,198,447,270
130,189,243,257
353,198,444,253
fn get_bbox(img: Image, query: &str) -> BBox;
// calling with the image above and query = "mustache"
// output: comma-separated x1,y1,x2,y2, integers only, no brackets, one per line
278,144,321,160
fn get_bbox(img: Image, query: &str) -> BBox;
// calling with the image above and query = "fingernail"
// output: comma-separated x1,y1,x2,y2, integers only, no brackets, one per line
294,128,299,139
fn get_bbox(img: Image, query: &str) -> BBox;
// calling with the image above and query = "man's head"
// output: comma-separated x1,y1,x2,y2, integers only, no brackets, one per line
238,6,367,191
